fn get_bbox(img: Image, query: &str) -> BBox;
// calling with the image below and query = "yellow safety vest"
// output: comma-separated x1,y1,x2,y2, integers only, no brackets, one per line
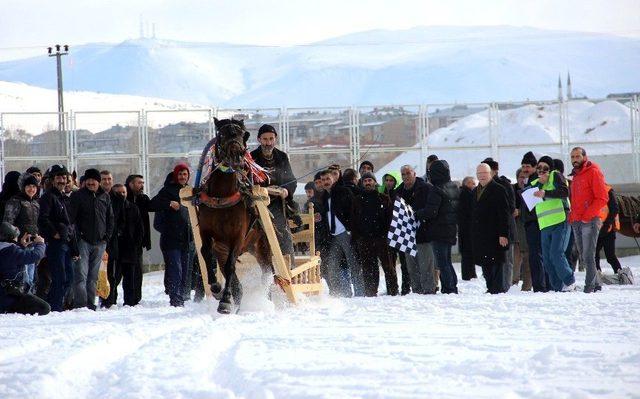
531,171,567,230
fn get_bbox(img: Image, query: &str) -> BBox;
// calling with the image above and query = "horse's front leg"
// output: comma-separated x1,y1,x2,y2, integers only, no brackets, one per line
200,234,222,299
217,251,243,314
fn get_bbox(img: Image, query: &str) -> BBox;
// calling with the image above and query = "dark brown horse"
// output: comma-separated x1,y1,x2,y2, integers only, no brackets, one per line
197,118,272,314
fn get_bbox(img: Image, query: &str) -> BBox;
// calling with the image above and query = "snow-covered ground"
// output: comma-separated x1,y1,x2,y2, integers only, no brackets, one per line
1,256,639,399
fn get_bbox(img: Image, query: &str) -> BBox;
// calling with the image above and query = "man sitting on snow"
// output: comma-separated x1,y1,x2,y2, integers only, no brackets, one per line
0,222,49,315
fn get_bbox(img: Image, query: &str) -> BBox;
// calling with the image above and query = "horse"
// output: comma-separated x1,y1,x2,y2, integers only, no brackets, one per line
196,118,273,314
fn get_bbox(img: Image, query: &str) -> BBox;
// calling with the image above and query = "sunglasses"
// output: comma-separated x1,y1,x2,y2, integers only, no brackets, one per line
536,167,550,174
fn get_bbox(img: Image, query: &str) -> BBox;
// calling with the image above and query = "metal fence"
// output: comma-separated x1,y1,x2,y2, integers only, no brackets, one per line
2,97,639,198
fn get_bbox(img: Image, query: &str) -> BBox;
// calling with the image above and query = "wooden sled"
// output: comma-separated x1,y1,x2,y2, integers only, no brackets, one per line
180,185,322,304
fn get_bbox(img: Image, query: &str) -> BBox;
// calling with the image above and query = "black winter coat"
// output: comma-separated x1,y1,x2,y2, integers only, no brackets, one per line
127,191,152,251
415,160,459,245
309,194,330,252
322,184,354,234
471,180,511,267
397,177,432,243
68,187,114,245
151,173,193,251
117,199,145,263
250,147,297,203
494,175,516,241
457,186,474,254
351,189,392,240
38,187,76,253
3,192,40,236
107,191,126,259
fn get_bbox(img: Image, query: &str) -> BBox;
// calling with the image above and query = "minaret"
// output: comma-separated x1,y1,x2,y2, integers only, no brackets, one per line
139,15,144,38
566,72,573,100
557,75,563,101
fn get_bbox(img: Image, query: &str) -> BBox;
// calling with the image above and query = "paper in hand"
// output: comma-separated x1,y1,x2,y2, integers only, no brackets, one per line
521,187,543,211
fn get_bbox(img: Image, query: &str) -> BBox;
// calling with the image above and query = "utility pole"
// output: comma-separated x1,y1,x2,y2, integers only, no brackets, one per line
48,44,69,132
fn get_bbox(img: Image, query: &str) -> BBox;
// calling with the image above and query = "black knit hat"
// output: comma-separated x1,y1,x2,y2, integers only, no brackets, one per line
83,168,101,183
359,160,374,172
26,166,41,175
538,156,554,169
21,173,39,190
482,157,499,171
553,159,565,174
49,164,68,177
257,124,277,138
0,222,20,242
521,151,537,167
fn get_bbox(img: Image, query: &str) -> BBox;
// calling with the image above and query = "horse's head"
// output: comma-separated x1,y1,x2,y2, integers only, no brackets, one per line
214,118,250,170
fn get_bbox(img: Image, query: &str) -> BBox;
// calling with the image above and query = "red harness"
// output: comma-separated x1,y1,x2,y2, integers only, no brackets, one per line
199,191,242,209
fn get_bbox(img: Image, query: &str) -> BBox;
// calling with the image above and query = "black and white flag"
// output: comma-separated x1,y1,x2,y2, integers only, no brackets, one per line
387,197,419,257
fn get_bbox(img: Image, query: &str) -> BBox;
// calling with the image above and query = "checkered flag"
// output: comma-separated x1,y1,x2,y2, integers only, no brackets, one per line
388,197,419,257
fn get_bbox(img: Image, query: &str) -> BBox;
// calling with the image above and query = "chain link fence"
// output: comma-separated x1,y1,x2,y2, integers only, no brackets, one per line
2,97,639,193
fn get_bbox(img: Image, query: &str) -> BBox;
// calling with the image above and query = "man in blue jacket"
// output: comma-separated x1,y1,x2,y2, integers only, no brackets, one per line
0,222,49,315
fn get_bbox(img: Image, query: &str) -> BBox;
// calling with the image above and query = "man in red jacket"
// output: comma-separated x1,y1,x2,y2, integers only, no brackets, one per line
568,147,608,293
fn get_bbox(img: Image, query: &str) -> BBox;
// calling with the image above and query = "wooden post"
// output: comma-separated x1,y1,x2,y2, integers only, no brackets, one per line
180,186,212,298
253,187,297,303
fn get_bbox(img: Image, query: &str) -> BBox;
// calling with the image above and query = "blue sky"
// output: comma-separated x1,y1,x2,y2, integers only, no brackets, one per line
1,0,638,60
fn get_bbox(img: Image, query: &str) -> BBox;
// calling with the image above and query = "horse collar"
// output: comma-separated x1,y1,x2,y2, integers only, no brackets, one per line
199,191,242,209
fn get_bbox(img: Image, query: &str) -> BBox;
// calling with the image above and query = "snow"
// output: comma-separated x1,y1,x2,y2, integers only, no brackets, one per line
1,256,639,398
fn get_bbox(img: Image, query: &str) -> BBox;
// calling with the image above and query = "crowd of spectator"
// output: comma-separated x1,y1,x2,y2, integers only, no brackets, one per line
0,145,635,316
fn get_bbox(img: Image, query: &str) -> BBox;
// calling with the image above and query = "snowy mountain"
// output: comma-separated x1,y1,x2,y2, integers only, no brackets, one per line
0,26,638,107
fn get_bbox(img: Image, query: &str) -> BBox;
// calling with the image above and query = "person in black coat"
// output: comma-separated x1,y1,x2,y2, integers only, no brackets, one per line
415,160,460,294
595,186,622,273
483,157,516,291
471,163,511,294
3,173,41,292
518,151,546,292
396,165,436,294
38,164,77,311
0,171,21,218
125,174,153,304
320,169,363,297
458,176,477,280
68,168,114,310
151,164,194,307
109,184,145,306
351,172,398,296
250,124,297,257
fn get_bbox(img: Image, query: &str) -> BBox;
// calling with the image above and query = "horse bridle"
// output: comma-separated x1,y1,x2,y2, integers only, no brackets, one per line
215,123,247,169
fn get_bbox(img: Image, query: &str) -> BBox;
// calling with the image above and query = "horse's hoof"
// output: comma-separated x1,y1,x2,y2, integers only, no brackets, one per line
217,301,233,314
